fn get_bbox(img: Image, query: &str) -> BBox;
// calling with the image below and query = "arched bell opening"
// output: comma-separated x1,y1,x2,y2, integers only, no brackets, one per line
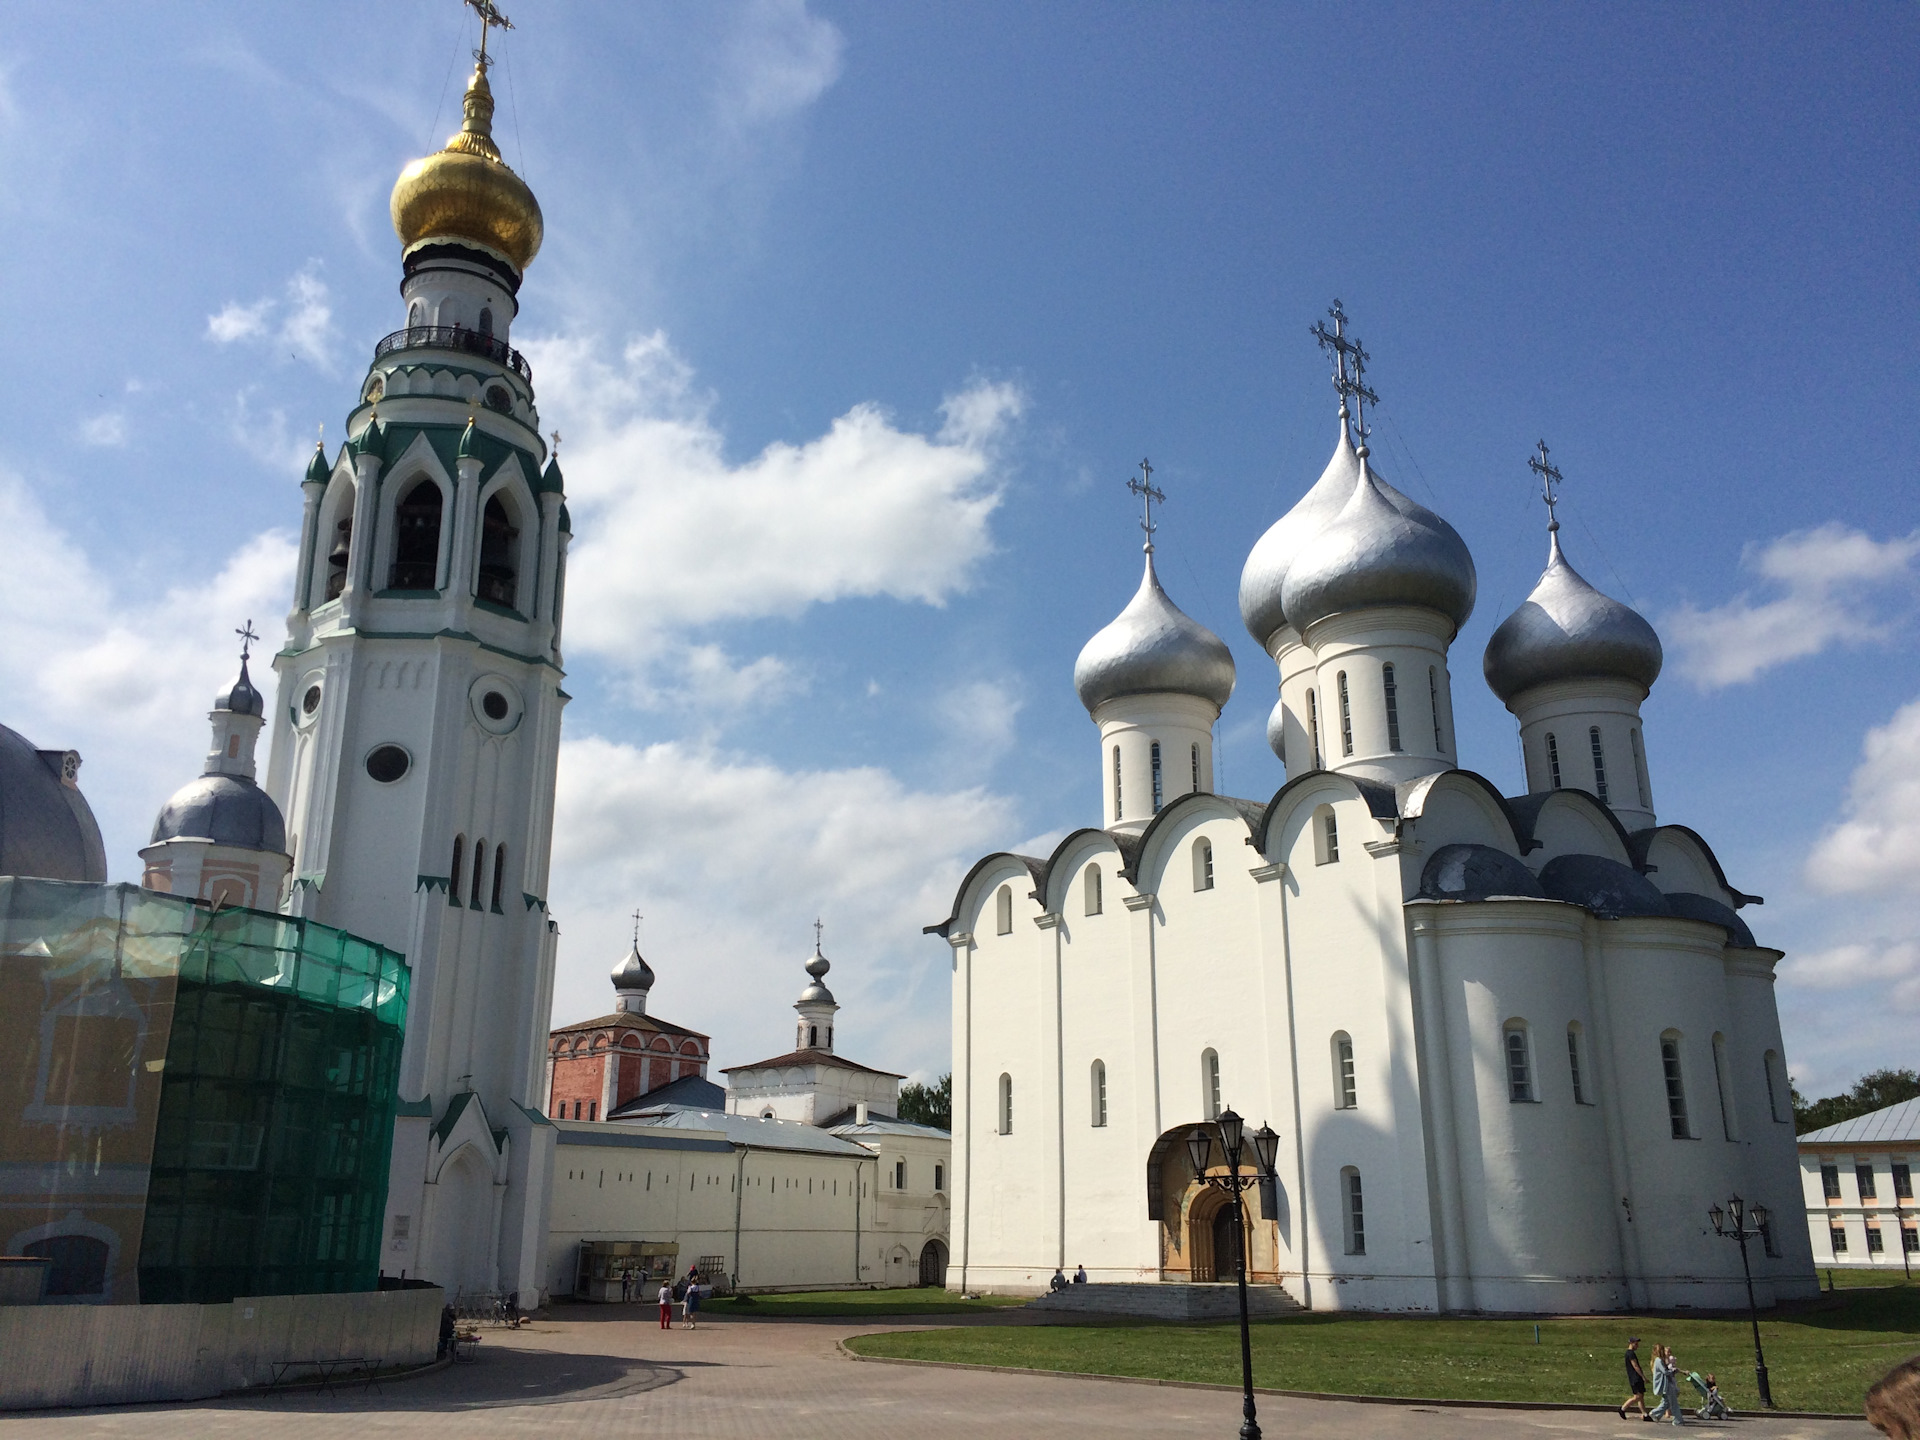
477,493,521,610
315,479,357,605
387,478,445,591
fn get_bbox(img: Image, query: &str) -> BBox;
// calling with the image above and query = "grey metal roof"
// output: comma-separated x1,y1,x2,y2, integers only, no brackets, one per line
0,724,107,883
614,1106,874,1158
556,1121,732,1154
1799,1098,1920,1147
828,1116,952,1141
1419,844,1546,902
150,773,288,852
606,1073,725,1117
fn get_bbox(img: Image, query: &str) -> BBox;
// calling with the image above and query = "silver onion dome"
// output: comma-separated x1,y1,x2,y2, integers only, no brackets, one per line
1280,458,1476,635
0,724,108,882
150,774,287,852
1483,531,1662,704
1238,422,1362,650
1074,552,1236,715
611,942,656,993
215,657,265,717
1265,695,1287,760
798,942,834,1005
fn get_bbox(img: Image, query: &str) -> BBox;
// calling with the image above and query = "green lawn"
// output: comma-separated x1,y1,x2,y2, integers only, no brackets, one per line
847,1285,1920,1415
705,1286,1028,1317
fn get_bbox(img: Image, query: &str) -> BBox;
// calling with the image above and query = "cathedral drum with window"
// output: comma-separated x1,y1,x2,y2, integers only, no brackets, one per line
260,50,568,1303
931,336,1817,1312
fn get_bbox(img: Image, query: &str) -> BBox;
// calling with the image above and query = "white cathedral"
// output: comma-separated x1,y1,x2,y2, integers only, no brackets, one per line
932,321,1819,1312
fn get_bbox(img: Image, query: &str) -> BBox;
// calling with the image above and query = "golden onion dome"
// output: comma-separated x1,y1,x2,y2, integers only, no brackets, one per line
390,63,543,272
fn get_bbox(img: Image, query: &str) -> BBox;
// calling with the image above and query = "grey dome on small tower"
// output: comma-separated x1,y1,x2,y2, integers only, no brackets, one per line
1484,531,1663,704
611,943,655,994
1238,422,1361,651
798,940,835,1006
150,775,287,850
1280,457,1476,635
215,656,265,718
1074,552,1236,715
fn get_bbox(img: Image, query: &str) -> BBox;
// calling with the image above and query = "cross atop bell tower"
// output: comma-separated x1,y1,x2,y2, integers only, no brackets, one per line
465,0,514,72
1529,439,1564,533
1127,458,1165,554
1311,298,1380,448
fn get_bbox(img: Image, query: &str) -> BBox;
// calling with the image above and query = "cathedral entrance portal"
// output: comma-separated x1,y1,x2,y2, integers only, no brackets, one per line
1187,1187,1238,1283
918,1238,948,1287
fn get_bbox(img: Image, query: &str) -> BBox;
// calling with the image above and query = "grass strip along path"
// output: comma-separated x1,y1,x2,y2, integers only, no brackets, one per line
705,1287,1027,1318
846,1280,1919,1415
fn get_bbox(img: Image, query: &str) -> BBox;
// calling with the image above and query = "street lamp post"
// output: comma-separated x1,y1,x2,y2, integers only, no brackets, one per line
1186,1109,1283,1440
1707,1194,1774,1409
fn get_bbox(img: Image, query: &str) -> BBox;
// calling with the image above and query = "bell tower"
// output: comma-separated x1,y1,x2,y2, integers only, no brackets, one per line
262,3,568,1303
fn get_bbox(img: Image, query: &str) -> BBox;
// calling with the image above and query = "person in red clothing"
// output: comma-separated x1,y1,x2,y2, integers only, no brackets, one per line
657,1278,672,1329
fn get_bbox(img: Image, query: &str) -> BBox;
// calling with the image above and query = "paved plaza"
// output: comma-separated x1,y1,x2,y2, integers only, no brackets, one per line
1,1311,1871,1440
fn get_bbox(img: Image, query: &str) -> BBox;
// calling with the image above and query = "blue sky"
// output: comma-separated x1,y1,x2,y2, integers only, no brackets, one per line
2,2,1915,1094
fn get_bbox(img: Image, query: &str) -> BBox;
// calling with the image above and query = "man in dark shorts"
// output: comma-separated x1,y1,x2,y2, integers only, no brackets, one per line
1621,1337,1649,1419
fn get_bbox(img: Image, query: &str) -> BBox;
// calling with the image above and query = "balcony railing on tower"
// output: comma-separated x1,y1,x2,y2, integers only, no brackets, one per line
373,325,533,385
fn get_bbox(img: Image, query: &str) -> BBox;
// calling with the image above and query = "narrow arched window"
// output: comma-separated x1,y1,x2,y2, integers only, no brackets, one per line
1546,732,1562,789
1566,1023,1588,1104
997,1073,1013,1135
478,494,520,608
1191,742,1201,793
1333,1032,1356,1109
1112,745,1123,820
1660,1033,1690,1138
470,838,487,908
492,843,507,912
1631,728,1651,809
448,835,465,908
1504,1021,1533,1101
1712,1033,1737,1140
1084,864,1102,916
478,306,494,336
1306,690,1322,769
1337,671,1354,756
1342,1168,1366,1254
1313,805,1339,865
1589,726,1610,804
1429,666,1445,751
1764,1050,1789,1123
1382,663,1402,751
407,300,424,330
809,1025,818,1048
1151,741,1163,814
1091,1060,1107,1127
1203,1048,1222,1121
1193,838,1214,892
995,884,1013,935
388,479,443,591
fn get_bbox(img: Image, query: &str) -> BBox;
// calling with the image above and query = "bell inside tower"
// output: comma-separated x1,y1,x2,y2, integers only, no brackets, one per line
478,496,519,608
389,480,444,591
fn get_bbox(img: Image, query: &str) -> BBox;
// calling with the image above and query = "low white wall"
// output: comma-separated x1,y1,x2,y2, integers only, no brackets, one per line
0,1286,443,1411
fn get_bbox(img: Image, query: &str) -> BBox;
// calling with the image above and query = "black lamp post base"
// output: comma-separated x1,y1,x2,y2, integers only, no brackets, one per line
1755,1363,1773,1409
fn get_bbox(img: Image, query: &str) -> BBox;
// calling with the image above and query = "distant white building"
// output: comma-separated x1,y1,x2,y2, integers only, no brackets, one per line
1799,1099,1918,1271
933,332,1818,1313
541,939,951,1293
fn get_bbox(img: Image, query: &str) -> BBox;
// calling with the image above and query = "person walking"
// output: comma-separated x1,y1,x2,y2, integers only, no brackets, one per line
1647,1346,1683,1425
1620,1337,1650,1420
1646,1345,1671,1422
682,1276,700,1330
657,1278,672,1330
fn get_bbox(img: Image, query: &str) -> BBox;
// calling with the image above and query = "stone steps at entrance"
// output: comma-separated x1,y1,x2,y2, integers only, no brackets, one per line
1027,1282,1302,1321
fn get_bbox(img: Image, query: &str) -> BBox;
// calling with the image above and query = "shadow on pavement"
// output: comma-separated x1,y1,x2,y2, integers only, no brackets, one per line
216,1345,683,1412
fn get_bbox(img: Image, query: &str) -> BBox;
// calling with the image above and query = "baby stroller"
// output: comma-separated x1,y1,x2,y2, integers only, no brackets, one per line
1686,1372,1732,1419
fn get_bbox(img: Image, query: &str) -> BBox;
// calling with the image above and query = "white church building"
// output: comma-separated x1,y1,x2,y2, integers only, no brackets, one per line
932,316,1818,1313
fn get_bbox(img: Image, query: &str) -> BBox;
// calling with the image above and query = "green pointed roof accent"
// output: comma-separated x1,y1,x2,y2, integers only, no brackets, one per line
558,501,572,534
538,455,565,495
457,414,480,460
374,421,541,492
304,443,330,485
350,415,385,461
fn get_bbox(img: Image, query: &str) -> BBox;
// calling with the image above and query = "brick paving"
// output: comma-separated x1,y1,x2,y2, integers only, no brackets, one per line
2,1311,1870,1439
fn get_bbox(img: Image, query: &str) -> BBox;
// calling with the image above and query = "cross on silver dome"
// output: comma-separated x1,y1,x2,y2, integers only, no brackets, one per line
1529,440,1563,531
1127,458,1164,551
1310,299,1379,442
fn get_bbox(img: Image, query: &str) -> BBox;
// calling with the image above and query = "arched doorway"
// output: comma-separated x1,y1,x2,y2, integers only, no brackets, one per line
918,1238,948,1287
422,1146,496,1298
1188,1187,1247,1283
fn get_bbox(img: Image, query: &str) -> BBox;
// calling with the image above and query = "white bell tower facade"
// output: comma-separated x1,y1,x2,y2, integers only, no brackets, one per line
262,39,568,1303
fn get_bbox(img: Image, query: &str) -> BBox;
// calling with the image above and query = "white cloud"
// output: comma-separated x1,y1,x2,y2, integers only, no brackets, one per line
1782,939,1920,991
939,680,1024,768
226,388,322,479
1804,696,1920,896
203,263,339,369
1664,524,1920,689
528,331,1021,657
718,0,845,128
208,299,271,344
546,734,1013,1073
79,412,126,448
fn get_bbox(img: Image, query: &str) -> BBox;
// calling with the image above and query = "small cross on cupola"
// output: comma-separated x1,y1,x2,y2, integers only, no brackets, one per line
1127,458,1164,554
1529,439,1564,533
795,918,840,1053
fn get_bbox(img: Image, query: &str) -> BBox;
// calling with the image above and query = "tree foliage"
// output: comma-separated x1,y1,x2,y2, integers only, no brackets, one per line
1793,1067,1920,1135
898,1072,952,1131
